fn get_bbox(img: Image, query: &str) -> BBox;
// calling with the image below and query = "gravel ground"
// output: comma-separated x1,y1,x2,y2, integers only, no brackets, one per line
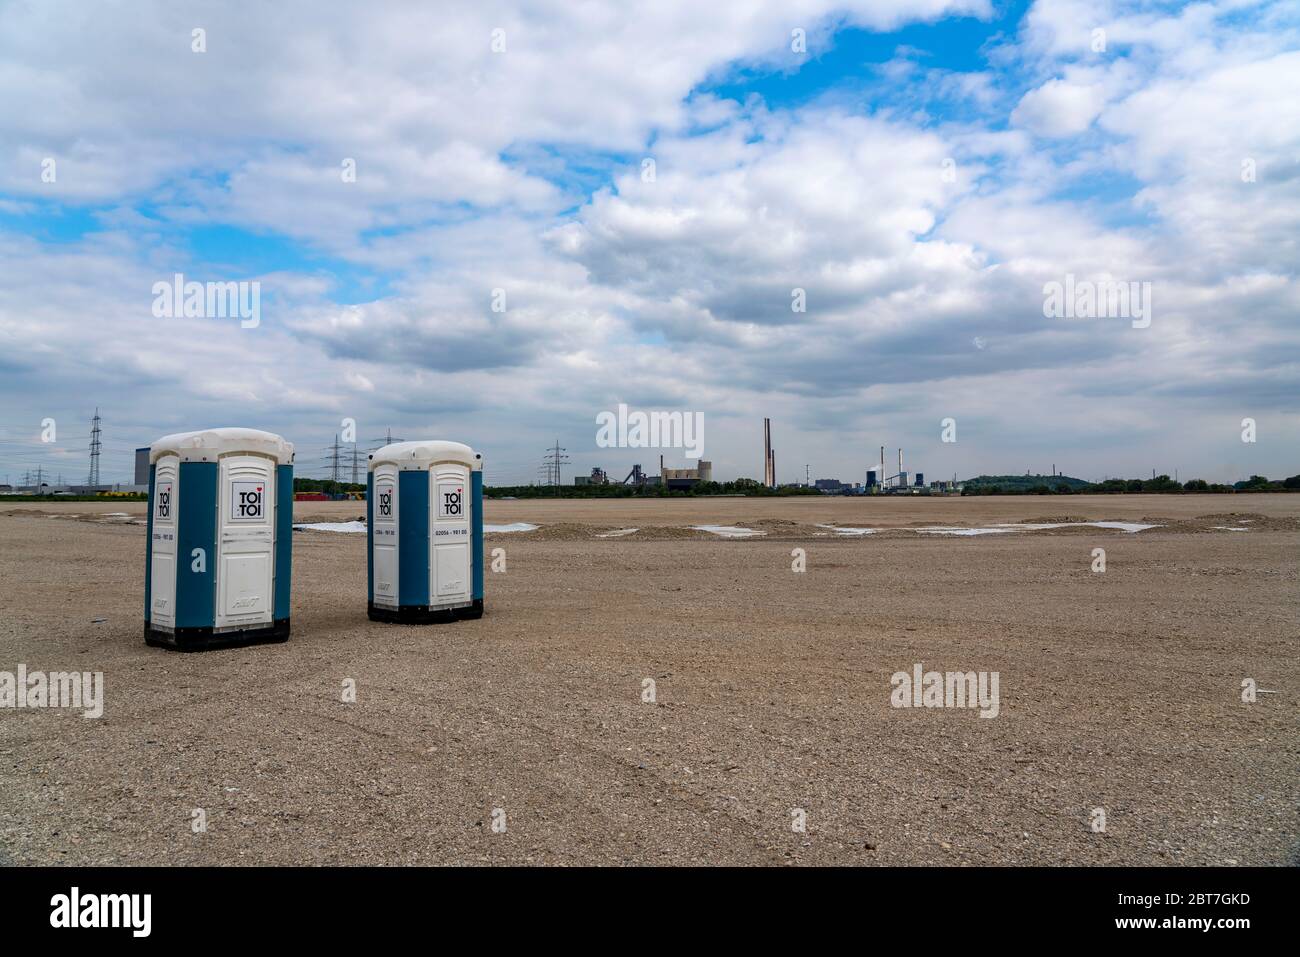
0,495,1295,865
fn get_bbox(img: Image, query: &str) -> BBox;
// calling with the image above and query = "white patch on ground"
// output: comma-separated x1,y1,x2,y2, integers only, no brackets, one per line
294,520,540,534
691,525,765,538
294,521,367,533
1211,526,1249,532
1083,522,1161,533
816,524,877,535
915,521,1161,536
596,528,639,538
915,526,1019,536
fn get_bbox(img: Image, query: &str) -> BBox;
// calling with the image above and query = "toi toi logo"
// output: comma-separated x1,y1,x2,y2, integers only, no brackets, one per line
231,482,264,520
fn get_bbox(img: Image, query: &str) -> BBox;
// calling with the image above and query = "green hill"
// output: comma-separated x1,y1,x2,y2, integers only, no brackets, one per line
961,474,1090,493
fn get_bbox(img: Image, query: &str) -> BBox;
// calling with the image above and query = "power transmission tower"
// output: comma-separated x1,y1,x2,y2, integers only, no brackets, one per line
805,464,810,487
366,430,405,454
87,408,102,487
541,440,569,486
326,434,344,483
350,443,360,485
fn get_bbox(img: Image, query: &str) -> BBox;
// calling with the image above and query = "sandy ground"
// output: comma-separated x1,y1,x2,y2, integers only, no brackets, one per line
0,494,1296,866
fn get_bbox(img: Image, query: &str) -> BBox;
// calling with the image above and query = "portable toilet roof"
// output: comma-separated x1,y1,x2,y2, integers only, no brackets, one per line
150,427,295,465
369,440,481,470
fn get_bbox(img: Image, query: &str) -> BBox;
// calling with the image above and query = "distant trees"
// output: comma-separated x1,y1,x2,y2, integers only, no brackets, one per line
961,472,1298,495
474,471,1300,499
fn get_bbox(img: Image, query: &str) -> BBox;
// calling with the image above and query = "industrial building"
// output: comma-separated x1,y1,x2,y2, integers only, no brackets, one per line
814,478,850,493
134,447,150,486
574,467,610,486
866,446,927,494
660,455,712,490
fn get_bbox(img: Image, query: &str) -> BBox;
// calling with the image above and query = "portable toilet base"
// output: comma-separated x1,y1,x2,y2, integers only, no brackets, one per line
367,440,484,625
143,617,290,651
144,428,294,651
367,599,483,625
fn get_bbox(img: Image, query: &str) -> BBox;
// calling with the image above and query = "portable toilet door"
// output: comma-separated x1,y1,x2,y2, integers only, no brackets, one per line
368,440,484,624
145,428,294,650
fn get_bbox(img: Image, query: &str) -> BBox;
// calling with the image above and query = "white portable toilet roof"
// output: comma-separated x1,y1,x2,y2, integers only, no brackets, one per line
370,440,481,471
150,428,295,465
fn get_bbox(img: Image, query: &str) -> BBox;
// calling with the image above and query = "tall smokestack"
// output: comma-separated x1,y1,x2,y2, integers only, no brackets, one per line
898,448,903,487
763,418,772,487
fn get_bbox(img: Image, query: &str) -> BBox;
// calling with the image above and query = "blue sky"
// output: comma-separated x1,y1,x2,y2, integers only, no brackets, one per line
1,0,1297,486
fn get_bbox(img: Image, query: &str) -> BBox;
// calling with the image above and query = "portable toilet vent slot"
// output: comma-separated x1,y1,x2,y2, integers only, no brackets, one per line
144,428,294,650
368,440,484,624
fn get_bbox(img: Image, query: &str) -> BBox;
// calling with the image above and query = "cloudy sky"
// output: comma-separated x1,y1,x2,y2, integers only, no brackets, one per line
1,0,1297,486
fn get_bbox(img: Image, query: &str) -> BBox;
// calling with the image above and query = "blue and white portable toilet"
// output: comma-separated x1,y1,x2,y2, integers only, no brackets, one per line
368,440,484,623
144,428,294,649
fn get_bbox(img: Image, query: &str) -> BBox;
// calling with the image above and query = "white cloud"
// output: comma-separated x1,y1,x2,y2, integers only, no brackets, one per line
1012,77,1107,136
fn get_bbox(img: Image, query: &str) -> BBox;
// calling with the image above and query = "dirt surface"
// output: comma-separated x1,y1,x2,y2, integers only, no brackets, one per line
0,495,1296,865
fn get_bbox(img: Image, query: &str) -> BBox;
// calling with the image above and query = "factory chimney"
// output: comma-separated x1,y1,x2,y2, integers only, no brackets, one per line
763,418,776,488
763,419,770,487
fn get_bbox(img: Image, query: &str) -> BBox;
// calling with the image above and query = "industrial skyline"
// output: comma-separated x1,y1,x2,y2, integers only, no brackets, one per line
2,2,1298,493
0,408,1284,492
